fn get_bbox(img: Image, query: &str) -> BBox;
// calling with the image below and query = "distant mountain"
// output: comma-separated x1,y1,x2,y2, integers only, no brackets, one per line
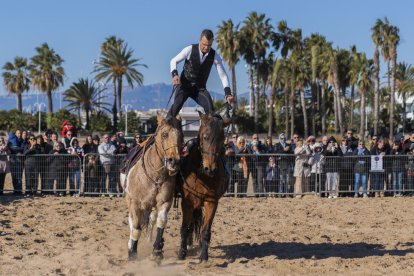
0,83,249,112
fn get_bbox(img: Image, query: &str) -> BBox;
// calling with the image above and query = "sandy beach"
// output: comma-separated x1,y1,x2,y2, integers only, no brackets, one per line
2,194,414,275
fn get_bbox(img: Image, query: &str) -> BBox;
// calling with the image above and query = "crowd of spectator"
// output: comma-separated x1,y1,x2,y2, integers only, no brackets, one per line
0,126,145,197
3,123,414,199
224,129,414,199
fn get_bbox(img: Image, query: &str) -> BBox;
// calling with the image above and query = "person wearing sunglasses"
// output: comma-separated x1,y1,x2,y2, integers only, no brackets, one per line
23,135,41,196
353,141,370,198
274,133,293,197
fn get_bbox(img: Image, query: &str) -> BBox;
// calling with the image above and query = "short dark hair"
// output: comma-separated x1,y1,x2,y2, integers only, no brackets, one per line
200,29,214,40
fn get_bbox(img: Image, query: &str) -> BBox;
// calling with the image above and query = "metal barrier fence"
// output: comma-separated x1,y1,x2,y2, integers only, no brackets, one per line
225,153,414,198
1,153,414,198
4,154,81,195
82,153,125,196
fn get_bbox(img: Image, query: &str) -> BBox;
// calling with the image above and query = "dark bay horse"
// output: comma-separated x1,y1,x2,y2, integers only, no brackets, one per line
177,113,231,262
121,115,183,262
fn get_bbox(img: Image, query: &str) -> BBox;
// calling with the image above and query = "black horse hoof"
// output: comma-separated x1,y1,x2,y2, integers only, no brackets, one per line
177,249,187,260
151,251,163,265
128,251,138,261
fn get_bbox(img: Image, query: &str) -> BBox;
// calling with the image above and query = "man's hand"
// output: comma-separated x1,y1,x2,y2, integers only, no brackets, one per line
172,75,180,86
226,95,234,105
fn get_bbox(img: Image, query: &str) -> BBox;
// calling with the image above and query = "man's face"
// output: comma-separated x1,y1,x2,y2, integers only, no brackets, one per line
199,36,213,54
51,134,58,141
347,131,353,137
322,137,328,144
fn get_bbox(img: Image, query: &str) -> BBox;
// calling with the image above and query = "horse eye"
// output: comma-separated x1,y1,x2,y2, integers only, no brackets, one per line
203,134,208,140
161,132,169,139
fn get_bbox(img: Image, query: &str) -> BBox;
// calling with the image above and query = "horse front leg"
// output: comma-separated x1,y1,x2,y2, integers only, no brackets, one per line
199,201,218,262
127,197,142,261
178,199,194,260
151,201,172,263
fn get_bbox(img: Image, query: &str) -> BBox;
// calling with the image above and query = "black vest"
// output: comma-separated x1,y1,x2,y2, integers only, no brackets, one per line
180,44,215,89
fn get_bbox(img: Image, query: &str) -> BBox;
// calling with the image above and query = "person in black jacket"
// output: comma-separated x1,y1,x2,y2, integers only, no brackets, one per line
24,134,41,196
274,133,293,197
36,135,53,194
167,29,233,119
369,138,389,197
390,141,405,196
47,142,68,195
324,136,343,198
353,141,370,198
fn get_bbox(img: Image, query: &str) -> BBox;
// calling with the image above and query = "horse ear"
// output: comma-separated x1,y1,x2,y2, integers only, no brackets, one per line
157,115,165,126
198,111,207,121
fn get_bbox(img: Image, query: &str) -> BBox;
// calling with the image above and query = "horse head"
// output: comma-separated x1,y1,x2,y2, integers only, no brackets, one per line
198,112,231,177
155,115,184,175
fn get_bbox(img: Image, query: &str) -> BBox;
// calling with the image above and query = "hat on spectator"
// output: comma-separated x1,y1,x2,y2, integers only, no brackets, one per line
92,135,100,141
328,136,337,143
314,143,323,152
117,136,127,145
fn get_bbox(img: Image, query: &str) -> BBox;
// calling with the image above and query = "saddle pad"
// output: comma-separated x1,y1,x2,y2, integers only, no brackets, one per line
120,135,155,174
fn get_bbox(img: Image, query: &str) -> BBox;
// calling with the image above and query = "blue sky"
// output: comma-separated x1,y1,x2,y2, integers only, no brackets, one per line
0,0,413,98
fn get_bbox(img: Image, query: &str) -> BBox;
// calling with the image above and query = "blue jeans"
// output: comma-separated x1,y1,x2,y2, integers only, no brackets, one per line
279,169,290,194
69,169,81,192
354,173,367,195
392,171,403,195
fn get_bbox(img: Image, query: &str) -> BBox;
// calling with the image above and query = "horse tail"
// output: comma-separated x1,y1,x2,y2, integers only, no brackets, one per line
193,208,203,243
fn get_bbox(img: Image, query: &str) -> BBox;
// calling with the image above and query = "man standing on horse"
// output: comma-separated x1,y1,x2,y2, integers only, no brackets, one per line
167,29,234,119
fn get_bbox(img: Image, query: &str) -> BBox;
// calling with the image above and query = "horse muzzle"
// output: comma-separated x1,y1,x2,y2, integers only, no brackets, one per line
165,158,180,175
202,166,216,178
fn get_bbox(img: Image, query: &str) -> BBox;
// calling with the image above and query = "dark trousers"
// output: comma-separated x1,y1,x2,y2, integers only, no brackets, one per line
167,85,214,117
0,173,6,195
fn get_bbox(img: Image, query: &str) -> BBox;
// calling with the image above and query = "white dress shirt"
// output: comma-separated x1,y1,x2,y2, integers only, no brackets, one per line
170,45,230,89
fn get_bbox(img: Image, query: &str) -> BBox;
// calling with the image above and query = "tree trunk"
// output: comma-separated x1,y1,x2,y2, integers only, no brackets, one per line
321,79,326,134
311,82,316,136
350,84,355,130
85,110,90,131
373,46,380,135
284,83,289,136
231,66,238,111
112,79,118,133
390,49,397,141
268,85,276,138
332,59,343,134
78,108,81,128
117,77,123,122
300,88,308,137
334,91,338,133
249,65,254,117
254,64,259,132
46,90,53,129
17,93,23,112
360,91,366,142
290,77,295,139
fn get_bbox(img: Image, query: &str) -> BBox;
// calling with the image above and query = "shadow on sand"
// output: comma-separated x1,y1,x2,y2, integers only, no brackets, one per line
215,240,414,262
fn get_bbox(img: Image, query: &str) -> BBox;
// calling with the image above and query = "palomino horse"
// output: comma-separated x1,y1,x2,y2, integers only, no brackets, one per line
121,115,183,262
177,113,231,262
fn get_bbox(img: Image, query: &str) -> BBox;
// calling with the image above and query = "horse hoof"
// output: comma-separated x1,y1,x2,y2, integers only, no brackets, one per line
177,249,187,260
128,251,137,261
151,252,163,265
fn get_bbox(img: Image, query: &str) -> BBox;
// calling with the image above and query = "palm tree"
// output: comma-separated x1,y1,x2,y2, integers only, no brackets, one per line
273,21,302,136
94,36,147,132
396,62,414,133
388,24,400,140
2,57,30,112
371,19,384,135
63,78,109,130
29,43,65,128
240,12,272,131
357,53,373,141
216,19,240,111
